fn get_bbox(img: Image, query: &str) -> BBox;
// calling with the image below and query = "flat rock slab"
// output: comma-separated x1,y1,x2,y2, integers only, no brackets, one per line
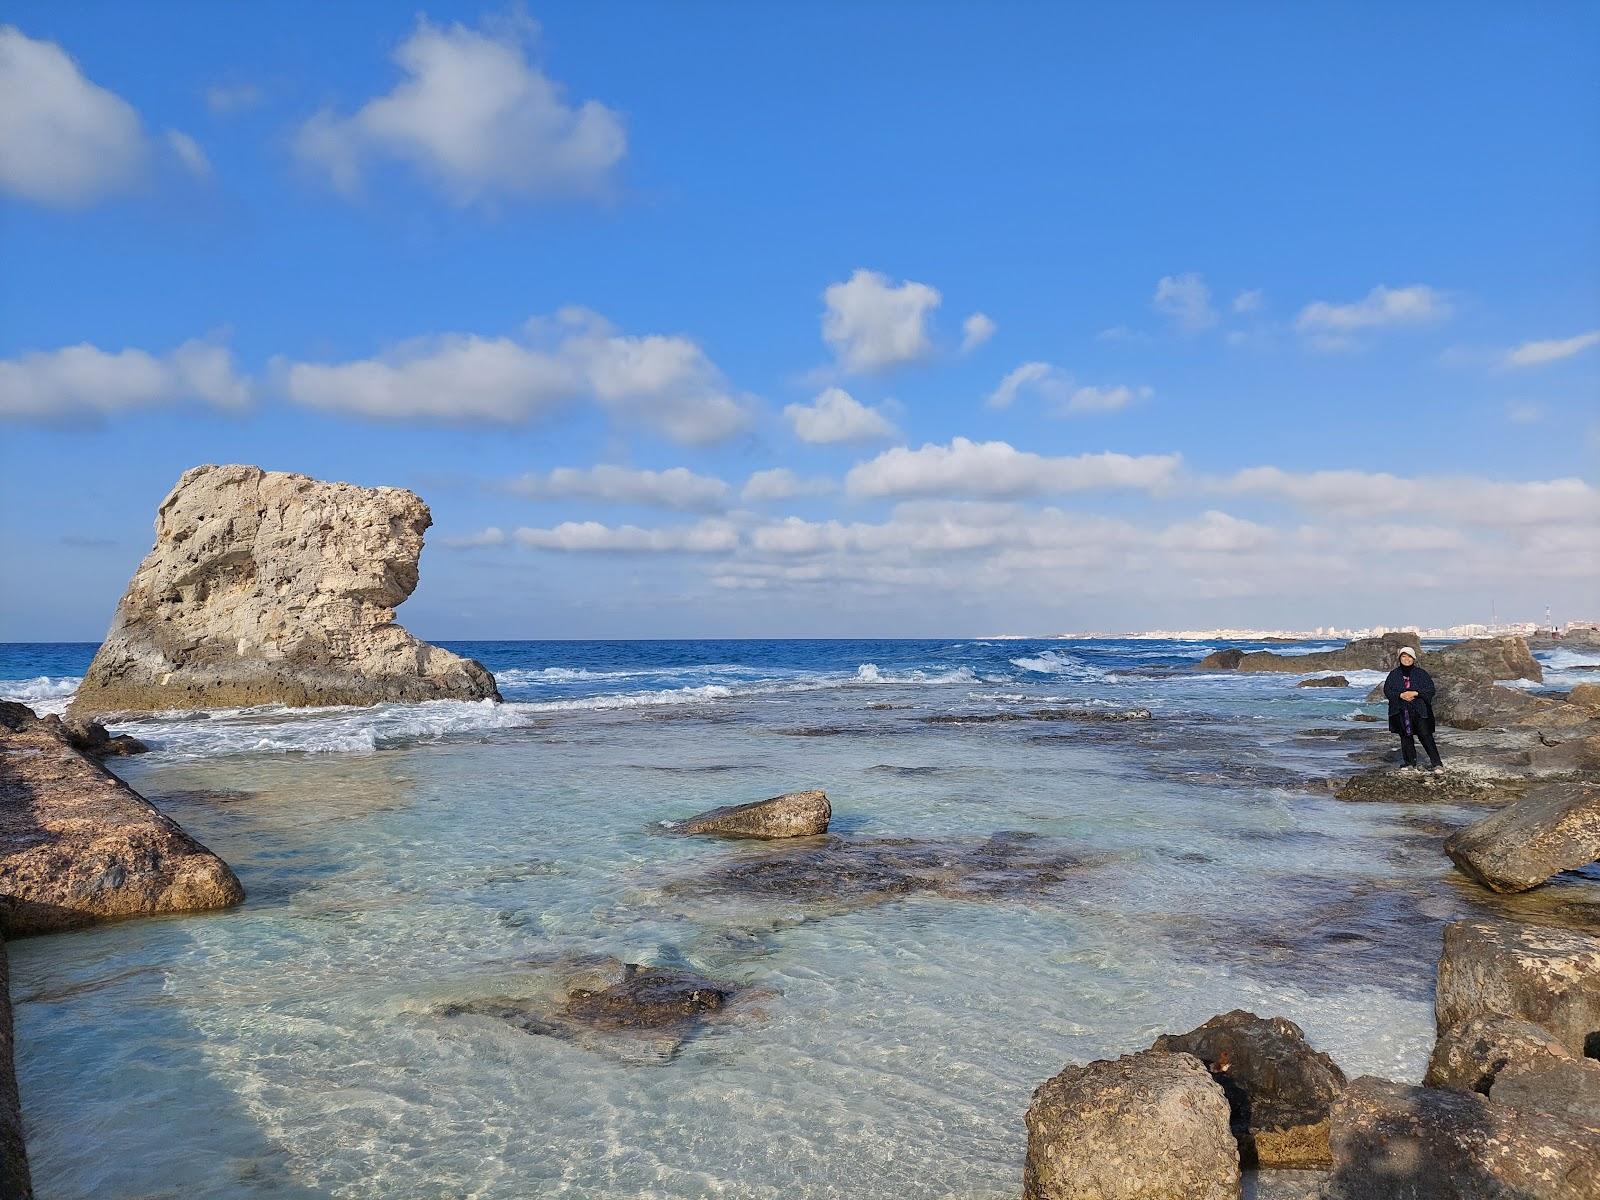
1491,1055,1600,1131
1328,1076,1599,1199
669,831,1097,912
0,706,244,936
1446,783,1600,893
1151,1009,1346,1168
1425,1013,1573,1094
1024,1050,1239,1200
1297,676,1350,688
661,790,830,838
1334,768,1526,806
1437,920,1600,1059
923,707,1152,724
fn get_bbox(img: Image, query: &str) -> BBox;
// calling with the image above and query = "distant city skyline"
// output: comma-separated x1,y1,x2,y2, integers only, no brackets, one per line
2,2,1597,640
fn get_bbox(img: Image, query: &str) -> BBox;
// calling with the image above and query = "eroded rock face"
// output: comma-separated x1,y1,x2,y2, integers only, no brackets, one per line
1328,1076,1600,1200
1569,683,1600,711
1334,768,1525,806
1023,1050,1239,1200
1436,920,1600,1058
662,790,830,839
1150,1009,1346,1168
69,465,500,715
1491,1055,1600,1131
1430,680,1563,731
1428,637,1545,684
1425,1013,1572,1094
1446,783,1600,893
0,946,31,1200
0,704,243,936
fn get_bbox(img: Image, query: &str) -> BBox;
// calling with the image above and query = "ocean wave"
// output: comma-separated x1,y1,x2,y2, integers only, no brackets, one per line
855,663,981,685
0,675,81,702
1008,650,1109,681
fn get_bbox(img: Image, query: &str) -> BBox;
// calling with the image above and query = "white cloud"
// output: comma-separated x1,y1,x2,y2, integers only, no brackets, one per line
165,129,212,180
442,526,508,549
1156,510,1273,553
1064,384,1150,413
507,464,729,511
294,14,625,206
1506,402,1544,425
961,312,996,352
281,308,751,444
1232,289,1264,314
741,468,836,502
821,269,941,372
1153,273,1218,331
845,438,1182,499
0,339,251,419
0,25,147,207
511,518,738,552
986,362,1056,410
986,364,1148,414
784,387,897,443
1503,329,1600,368
1295,284,1450,350
204,82,263,114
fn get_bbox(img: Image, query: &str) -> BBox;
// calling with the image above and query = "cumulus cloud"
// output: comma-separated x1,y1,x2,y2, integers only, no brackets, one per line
281,307,751,444
961,312,997,352
442,526,508,549
1295,284,1450,350
986,362,1056,410
0,25,148,206
1503,329,1600,368
510,518,738,552
741,468,836,502
821,269,941,372
507,464,729,511
986,363,1149,414
784,387,897,443
845,438,1182,499
1153,273,1218,331
294,13,625,206
0,339,251,419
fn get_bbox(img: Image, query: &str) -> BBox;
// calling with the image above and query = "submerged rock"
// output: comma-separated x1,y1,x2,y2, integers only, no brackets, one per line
1023,1050,1239,1200
1334,768,1525,806
1328,1075,1600,1199
1297,675,1350,688
1425,1013,1573,1094
1150,1009,1346,1168
69,464,500,715
0,946,30,1200
1491,1054,1600,1131
1436,920,1600,1058
0,703,243,936
923,707,1151,724
661,790,830,839
1446,783,1600,893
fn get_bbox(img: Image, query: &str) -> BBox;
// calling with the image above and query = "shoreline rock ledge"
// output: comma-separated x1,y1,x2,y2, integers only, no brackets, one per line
68,465,500,715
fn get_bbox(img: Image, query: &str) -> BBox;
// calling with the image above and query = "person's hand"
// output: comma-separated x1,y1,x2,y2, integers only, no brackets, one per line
1401,690,1418,701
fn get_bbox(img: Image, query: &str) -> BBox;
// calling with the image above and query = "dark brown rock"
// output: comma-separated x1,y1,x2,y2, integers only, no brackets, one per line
1491,1054,1600,1131
1150,1009,1346,1167
1297,675,1350,688
1023,1050,1239,1200
1328,1075,1600,1199
1428,637,1545,684
0,944,31,1200
1424,1013,1572,1094
662,790,830,839
1436,920,1600,1058
1199,633,1418,675
1334,768,1525,806
47,715,148,758
1446,783,1600,893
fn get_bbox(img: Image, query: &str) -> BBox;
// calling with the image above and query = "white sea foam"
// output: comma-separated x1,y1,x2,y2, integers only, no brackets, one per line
0,675,80,702
1008,650,1109,681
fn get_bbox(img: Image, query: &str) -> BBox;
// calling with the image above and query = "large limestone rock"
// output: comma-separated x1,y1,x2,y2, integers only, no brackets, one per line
1428,679,1564,730
661,790,831,838
1436,920,1600,1059
1491,1055,1600,1131
1425,1013,1573,1094
69,465,500,715
1150,1009,1346,1168
1428,636,1544,684
1327,1076,1600,1199
0,704,243,936
1446,783,1600,893
0,945,30,1200
1022,1050,1240,1200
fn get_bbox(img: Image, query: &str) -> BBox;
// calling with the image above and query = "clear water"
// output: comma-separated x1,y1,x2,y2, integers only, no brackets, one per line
4,639,1596,1200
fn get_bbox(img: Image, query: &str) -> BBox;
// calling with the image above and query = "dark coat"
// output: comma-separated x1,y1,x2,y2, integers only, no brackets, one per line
1384,664,1436,735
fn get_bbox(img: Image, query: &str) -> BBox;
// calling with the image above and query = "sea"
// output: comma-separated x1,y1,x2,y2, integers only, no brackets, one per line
4,638,1598,1199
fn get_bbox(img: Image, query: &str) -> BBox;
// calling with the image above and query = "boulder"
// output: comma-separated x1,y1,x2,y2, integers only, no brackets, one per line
1436,920,1600,1059
68,464,500,715
0,945,30,1200
662,790,831,839
1425,1014,1573,1094
1198,633,1418,674
1569,683,1600,711
1446,783,1600,892
1150,1009,1346,1167
1328,1075,1600,1199
49,715,147,758
1427,636,1544,684
1297,676,1350,688
1530,733,1600,775
0,703,243,936
1491,1055,1600,1131
1023,1050,1239,1200
1428,679,1565,730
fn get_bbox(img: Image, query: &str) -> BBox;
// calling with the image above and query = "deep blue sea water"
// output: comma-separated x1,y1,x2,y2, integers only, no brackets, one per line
3,638,1595,1199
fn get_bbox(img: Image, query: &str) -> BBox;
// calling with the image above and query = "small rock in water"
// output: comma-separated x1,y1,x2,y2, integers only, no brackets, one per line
923,707,1151,725
1425,1013,1572,1094
661,790,830,839
1334,768,1525,806
1297,675,1350,688
1436,920,1600,1059
1489,1054,1600,1131
1445,782,1600,893
1023,1050,1239,1200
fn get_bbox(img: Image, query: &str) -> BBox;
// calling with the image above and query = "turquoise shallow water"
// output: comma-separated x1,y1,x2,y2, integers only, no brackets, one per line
5,639,1594,1199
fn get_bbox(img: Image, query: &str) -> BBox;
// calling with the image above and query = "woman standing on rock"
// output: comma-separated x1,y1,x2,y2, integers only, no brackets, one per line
1384,646,1443,770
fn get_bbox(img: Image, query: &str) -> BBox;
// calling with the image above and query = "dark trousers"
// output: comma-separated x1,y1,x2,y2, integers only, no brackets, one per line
1400,729,1443,767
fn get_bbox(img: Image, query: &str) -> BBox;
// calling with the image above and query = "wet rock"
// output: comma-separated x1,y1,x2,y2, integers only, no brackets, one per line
1436,920,1600,1058
1350,712,1380,722
1446,783,1600,893
1427,636,1544,684
0,945,30,1200
69,464,499,715
661,790,830,839
1023,1050,1239,1200
1297,676,1350,688
924,707,1151,724
0,703,244,936
43,714,147,758
1150,1009,1346,1168
1491,1054,1600,1131
1334,768,1525,806
1198,633,1418,674
1327,1075,1600,1199
1424,1013,1572,1094
1201,648,1246,669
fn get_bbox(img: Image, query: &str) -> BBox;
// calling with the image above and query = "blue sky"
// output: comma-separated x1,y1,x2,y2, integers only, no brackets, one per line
2,1,1597,640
